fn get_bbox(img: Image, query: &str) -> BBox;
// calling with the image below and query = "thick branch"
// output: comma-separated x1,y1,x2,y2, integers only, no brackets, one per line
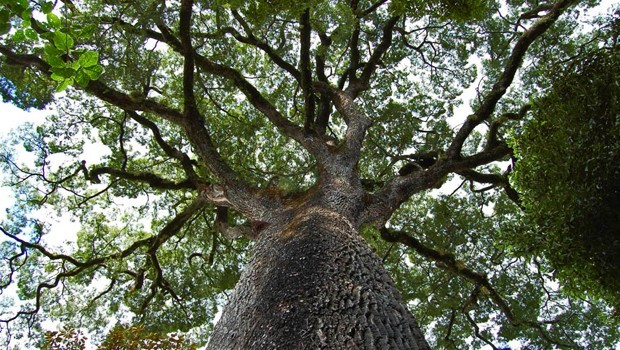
300,8,316,132
214,206,253,239
180,0,197,116
313,83,371,165
87,166,194,190
363,1,573,225
125,111,200,183
347,16,399,98
446,0,574,159
314,30,333,136
85,81,186,124
363,143,511,225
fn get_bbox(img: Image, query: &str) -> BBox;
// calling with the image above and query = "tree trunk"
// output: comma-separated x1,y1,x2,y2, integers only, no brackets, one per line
206,206,430,349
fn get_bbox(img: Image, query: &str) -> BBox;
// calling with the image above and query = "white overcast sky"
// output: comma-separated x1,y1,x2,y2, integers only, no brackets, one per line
0,103,49,220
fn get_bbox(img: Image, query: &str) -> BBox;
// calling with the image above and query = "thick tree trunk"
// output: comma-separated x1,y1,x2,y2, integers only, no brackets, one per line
206,206,430,349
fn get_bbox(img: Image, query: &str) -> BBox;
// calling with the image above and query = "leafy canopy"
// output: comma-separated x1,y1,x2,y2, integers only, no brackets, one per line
0,0,618,349
511,18,620,308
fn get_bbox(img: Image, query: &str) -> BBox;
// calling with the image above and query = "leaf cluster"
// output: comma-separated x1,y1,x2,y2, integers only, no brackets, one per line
43,325,197,350
511,31,620,308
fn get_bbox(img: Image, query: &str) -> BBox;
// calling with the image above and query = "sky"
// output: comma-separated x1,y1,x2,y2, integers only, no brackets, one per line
0,102,49,221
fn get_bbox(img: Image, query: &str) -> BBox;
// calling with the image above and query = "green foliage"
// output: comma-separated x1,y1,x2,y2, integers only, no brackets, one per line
43,327,87,350
391,0,491,21
0,0,104,93
43,325,197,350
511,38,620,307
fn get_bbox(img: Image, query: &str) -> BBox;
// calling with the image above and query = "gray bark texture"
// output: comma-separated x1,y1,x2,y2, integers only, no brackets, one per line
206,206,430,349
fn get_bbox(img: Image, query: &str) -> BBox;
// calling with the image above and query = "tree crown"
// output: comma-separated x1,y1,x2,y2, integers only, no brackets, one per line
0,0,618,348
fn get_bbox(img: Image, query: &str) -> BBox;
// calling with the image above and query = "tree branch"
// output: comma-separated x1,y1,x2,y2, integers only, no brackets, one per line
149,196,207,252
143,21,323,156
179,0,198,116
358,0,389,18
486,105,531,150
87,166,195,190
314,29,333,136
300,8,316,132
124,111,200,184
379,227,579,349
0,46,185,125
446,0,574,159
225,11,301,82
347,16,399,98
457,169,522,208
0,194,208,325
313,83,371,167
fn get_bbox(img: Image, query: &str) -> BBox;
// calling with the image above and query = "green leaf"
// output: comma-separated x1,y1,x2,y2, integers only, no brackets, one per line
46,54,66,68
13,29,26,43
55,78,73,92
77,51,99,68
43,43,64,57
46,13,61,29
53,32,74,51
0,10,11,35
76,24,97,39
0,21,10,35
75,69,90,87
41,1,54,14
20,8,31,26
25,28,37,41
83,65,104,80
50,67,76,81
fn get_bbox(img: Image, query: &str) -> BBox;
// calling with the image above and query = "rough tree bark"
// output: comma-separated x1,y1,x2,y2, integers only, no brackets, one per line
207,203,430,349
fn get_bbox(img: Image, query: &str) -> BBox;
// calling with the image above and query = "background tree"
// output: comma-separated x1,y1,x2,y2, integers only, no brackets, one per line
0,0,618,349
510,15,620,309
